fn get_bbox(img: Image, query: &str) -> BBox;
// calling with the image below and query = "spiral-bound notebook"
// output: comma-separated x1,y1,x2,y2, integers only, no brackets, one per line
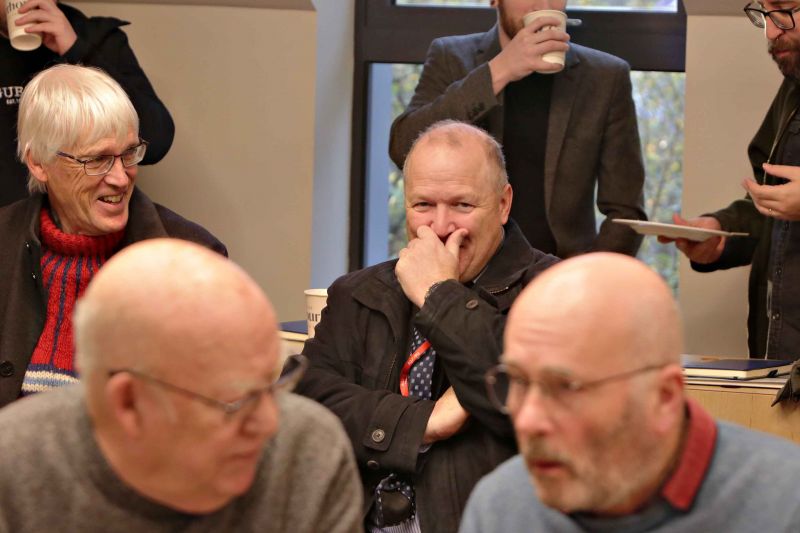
682,358,793,380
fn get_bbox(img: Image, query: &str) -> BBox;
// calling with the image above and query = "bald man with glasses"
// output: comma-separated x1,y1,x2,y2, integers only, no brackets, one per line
0,239,362,533
462,253,800,533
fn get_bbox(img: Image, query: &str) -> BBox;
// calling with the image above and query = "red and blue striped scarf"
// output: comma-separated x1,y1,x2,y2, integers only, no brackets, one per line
21,208,124,396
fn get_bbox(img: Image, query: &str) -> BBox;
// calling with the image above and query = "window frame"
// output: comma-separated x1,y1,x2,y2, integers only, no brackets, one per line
348,0,687,270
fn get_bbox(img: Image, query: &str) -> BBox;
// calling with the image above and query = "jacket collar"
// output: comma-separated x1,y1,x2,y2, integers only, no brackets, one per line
27,188,166,248
119,188,169,246
474,219,539,295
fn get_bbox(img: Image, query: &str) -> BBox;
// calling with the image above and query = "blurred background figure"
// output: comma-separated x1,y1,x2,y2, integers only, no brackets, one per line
0,239,362,532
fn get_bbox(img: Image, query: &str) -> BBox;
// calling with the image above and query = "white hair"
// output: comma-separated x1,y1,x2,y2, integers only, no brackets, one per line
17,64,139,193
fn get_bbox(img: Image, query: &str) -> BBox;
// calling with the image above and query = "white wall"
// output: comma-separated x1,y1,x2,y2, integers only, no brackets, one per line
72,1,316,322
682,1,782,354
309,0,354,288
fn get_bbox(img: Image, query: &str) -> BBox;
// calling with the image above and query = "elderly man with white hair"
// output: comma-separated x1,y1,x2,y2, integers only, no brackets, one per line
0,239,362,532
461,253,800,532
0,64,225,407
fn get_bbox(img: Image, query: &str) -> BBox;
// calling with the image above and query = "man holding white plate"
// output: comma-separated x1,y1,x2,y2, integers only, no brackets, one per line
664,1,800,362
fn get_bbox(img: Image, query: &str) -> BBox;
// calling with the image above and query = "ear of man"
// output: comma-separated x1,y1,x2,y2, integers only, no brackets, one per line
105,373,147,439
25,151,50,186
650,366,685,435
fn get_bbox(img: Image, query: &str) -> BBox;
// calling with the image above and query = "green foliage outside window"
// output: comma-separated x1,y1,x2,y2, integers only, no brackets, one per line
387,63,685,292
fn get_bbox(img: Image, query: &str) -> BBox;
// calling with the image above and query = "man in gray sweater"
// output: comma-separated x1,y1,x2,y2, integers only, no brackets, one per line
462,252,800,532
0,239,362,533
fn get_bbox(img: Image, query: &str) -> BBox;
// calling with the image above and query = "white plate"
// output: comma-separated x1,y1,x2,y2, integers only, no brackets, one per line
612,219,749,242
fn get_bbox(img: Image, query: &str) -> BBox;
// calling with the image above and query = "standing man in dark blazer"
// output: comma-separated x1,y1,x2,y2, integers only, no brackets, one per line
390,0,646,259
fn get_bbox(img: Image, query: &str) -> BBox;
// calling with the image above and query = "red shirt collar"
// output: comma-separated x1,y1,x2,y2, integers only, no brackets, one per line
660,397,718,511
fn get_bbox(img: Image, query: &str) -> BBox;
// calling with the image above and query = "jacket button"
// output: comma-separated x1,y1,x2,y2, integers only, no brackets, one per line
367,460,380,470
465,299,479,310
371,429,386,443
31,272,37,280
0,361,14,378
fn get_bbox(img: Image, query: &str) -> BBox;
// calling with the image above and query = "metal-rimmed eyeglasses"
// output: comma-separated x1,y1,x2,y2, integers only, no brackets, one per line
57,139,148,176
744,2,800,30
108,354,308,419
484,362,666,413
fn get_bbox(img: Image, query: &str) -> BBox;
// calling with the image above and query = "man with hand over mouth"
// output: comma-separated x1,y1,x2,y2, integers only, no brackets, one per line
296,120,558,532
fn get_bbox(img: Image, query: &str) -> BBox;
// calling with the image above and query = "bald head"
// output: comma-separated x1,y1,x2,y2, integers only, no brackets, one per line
75,239,278,385
507,252,682,370
403,120,509,194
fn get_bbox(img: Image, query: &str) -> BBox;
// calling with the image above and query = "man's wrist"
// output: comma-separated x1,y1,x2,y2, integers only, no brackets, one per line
424,280,450,303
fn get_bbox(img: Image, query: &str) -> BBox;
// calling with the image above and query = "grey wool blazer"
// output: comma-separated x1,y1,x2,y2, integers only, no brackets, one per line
390,25,647,258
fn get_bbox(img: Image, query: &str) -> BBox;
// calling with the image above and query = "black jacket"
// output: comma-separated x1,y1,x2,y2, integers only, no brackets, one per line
0,3,175,207
0,189,226,407
295,220,558,532
693,78,800,357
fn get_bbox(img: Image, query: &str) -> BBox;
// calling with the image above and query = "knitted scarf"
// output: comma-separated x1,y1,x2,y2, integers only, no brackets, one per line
21,208,124,396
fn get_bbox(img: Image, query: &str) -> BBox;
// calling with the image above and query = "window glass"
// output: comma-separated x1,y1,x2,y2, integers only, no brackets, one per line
365,63,684,292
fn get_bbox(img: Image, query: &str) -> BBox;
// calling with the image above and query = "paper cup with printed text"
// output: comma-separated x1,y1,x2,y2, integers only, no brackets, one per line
5,0,42,51
304,288,328,338
522,9,567,71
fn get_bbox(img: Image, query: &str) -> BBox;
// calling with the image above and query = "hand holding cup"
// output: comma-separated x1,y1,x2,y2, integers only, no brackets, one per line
488,10,570,93
522,10,569,70
5,0,42,51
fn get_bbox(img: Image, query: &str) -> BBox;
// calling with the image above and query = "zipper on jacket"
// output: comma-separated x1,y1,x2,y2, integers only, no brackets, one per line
383,352,399,390
487,285,510,295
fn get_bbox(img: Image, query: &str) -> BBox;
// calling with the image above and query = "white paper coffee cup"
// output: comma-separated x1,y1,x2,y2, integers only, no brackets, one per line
6,0,42,51
522,9,567,71
304,288,328,338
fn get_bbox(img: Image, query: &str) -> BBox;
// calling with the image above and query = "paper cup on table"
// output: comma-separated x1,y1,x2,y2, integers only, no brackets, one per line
522,9,567,71
304,288,328,338
5,0,42,51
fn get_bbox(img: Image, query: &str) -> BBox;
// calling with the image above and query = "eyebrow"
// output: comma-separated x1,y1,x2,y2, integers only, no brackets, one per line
80,140,139,157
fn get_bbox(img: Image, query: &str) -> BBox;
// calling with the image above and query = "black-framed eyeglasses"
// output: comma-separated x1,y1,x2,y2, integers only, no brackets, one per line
108,354,308,419
485,361,667,414
57,139,148,176
744,2,800,30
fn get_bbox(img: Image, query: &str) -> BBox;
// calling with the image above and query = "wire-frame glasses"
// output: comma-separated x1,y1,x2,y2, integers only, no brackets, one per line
485,361,667,414
57,139,148,176
108,354,308,420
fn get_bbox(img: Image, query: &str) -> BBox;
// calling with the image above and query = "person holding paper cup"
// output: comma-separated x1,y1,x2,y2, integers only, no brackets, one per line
0,0,174,209
390,0,647,260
